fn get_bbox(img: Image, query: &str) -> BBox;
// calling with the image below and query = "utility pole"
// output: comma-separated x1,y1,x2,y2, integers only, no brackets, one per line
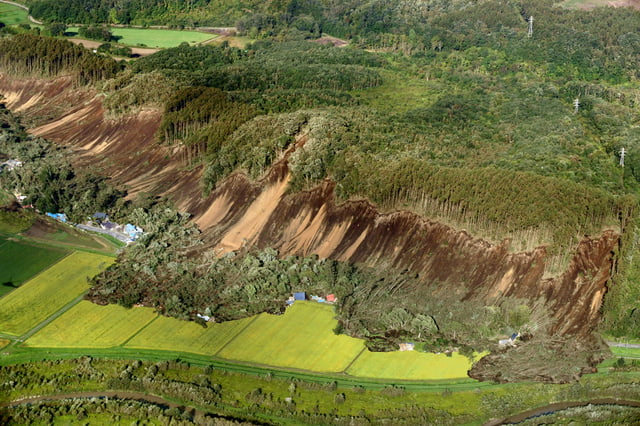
620,147,626,167
573,98,580,114
528,16,534,38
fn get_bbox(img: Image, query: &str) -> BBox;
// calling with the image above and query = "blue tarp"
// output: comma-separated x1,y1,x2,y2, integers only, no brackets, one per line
293,292,306,301
46,212,67,223
124,223,144,240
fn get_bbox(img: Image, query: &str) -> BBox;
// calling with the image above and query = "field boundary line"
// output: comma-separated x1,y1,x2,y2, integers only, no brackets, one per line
341,346,367,374
14,292,87,348
120,314,160,347
213,315,260,357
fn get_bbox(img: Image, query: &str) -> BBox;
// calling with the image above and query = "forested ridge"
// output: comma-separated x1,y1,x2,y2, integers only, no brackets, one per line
2,0,640,383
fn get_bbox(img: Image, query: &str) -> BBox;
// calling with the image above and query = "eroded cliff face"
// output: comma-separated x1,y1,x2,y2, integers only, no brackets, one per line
0,75,620,380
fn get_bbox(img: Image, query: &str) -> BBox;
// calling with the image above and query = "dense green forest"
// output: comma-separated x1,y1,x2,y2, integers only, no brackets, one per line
2,0,640,367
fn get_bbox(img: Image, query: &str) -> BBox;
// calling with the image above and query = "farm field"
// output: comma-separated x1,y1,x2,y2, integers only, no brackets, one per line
67,27,215,48
0,338,8,349
18,299,484,380
0,252,113,336
0,2,29,26
125,314,255,355
217,302,366,372
0,237,69,297
611,346,640,358
346,348,481,380
26,301,157,348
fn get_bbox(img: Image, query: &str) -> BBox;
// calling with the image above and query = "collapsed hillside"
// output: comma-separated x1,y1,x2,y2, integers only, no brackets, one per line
0,73,627,382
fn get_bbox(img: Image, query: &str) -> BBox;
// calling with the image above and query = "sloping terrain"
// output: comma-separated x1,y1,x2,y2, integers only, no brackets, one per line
0,74,621,381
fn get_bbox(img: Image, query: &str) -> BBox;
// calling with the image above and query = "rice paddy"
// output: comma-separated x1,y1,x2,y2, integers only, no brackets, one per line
217,302,366,372
346,349,481,380
0,252,113,336
125,314,255,355
0,237,69,297
26,301,157,348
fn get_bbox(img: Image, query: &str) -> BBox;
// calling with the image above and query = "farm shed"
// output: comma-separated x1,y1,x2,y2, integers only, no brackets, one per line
293,292,306,301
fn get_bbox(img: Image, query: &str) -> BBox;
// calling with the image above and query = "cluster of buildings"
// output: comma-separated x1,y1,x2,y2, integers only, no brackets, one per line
46,211,144,244
286,292,338,306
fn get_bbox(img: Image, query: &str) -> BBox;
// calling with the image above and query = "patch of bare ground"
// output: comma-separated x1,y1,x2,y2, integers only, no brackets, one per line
312,35,349,47
559,0,640,9
68,39,160,57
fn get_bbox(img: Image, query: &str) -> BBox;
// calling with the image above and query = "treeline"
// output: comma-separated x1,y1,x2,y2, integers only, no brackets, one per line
132,41,383,92
27,0,640,82
158,87,257,164
122,42,380,170
0,103,125,222
0,34,122,84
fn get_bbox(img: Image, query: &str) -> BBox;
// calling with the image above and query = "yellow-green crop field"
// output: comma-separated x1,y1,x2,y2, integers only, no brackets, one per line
0,252,113,336
125,314,256,355
346,349,482,380
19,295,481,380
0,339,9,349
26,301,157,348
217,302,366,372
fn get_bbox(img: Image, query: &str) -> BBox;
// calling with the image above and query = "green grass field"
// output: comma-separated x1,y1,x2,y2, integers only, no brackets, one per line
217,302,366,372
0,237,69,297
611,346,640,359
125,314,255,355
26,301,157,348
67,27,215,48
0,3,29,26
0,252,113,336
347,349,480,380
111,28,214,48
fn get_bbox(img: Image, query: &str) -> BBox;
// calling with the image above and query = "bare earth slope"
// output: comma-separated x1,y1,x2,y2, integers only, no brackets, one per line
0,75,619,382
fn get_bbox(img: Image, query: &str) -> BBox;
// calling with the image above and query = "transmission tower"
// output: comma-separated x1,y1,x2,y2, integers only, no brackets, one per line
573,98,580,114
620,147,626,167
528,16,534,38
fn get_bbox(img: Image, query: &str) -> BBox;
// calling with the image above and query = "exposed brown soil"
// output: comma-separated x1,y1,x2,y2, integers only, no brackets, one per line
0,74,621,382
67,39,160,57
312,36,349,47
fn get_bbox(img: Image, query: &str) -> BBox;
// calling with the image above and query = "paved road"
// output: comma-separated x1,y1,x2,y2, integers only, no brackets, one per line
0,0,43,25
76,224,131,243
